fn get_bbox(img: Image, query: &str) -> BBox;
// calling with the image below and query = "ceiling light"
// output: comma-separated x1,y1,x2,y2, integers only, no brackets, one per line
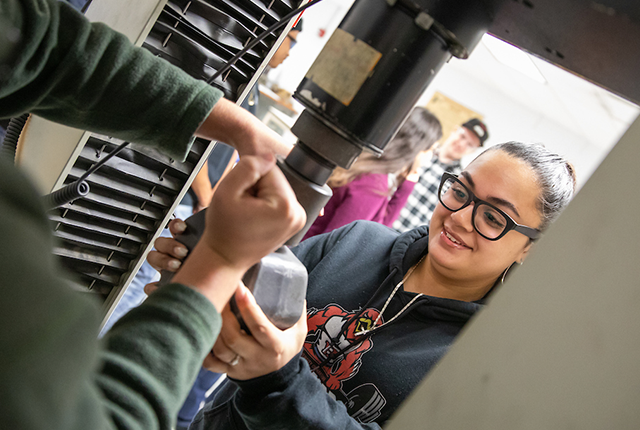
482,34,547,84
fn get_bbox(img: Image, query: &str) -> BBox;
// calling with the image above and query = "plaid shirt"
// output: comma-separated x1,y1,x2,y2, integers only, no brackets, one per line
393,154,462,233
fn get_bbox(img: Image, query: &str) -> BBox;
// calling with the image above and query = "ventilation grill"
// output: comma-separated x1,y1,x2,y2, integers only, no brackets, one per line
49,0,302,305
52,136,208,301
144,0,299,99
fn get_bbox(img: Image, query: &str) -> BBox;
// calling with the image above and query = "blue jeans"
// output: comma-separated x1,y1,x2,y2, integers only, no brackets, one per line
176,369,223,429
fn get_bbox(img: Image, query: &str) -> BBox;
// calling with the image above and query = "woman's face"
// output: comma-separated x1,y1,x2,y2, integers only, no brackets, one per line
428,150,542,285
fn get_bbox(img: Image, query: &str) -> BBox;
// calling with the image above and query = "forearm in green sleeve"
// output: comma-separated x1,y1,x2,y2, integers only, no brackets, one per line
97,284,221,429
0,0,222,161
0,157,222,430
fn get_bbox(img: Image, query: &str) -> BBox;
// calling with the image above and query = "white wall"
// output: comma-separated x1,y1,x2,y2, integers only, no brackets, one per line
419,65,609,188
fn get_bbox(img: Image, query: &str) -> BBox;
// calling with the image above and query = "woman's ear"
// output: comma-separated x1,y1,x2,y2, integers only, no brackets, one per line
517,241,534,264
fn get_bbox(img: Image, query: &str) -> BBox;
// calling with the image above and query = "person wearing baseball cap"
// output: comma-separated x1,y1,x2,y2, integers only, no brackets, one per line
438,118,489,164
393,117,489,233
463,118,489,143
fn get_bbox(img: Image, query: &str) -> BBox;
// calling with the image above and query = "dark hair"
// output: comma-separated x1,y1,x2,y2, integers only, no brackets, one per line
328,107,442,190
483,142,577,232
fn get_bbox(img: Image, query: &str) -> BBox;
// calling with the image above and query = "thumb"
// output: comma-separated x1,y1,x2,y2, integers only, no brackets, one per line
219,154,276,197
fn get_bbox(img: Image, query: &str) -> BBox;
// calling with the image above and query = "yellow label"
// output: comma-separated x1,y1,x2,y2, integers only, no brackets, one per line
305,29,382,106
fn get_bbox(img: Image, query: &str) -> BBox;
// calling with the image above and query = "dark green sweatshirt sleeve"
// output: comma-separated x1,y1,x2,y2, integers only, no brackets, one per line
98,284,221,429
0,0,222,160
0,1,229,428
0,159,220,430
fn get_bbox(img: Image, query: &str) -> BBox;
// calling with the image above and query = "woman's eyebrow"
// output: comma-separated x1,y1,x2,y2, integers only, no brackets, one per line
461,171,521,218
461,171,475,188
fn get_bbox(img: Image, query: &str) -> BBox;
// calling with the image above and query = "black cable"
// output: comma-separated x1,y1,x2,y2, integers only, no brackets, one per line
77,141,130,182
43,180,90,211
80,0,94,14
43,141,130,210
207,0,324,84
0,114,30,163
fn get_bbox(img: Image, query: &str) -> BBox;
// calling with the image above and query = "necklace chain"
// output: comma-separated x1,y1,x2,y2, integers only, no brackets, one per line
355,254,427,337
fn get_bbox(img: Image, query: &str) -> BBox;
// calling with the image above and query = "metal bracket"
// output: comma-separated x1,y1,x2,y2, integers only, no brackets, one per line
387,0,470,59
415,12,435,31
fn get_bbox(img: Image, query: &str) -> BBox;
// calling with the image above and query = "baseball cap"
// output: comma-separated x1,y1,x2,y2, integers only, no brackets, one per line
462,118,489,146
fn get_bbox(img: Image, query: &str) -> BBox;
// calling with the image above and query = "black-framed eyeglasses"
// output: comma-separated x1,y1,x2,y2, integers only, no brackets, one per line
438,172,540,241
287,34,297,48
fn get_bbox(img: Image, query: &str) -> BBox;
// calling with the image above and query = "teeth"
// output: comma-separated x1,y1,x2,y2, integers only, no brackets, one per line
445,231,460,244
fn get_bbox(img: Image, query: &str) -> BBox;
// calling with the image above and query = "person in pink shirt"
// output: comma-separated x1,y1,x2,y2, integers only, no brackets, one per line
303,107,442,240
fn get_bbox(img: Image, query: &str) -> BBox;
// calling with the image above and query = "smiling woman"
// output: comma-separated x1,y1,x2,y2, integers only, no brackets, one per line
412,143,576,302
150,142,577,430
